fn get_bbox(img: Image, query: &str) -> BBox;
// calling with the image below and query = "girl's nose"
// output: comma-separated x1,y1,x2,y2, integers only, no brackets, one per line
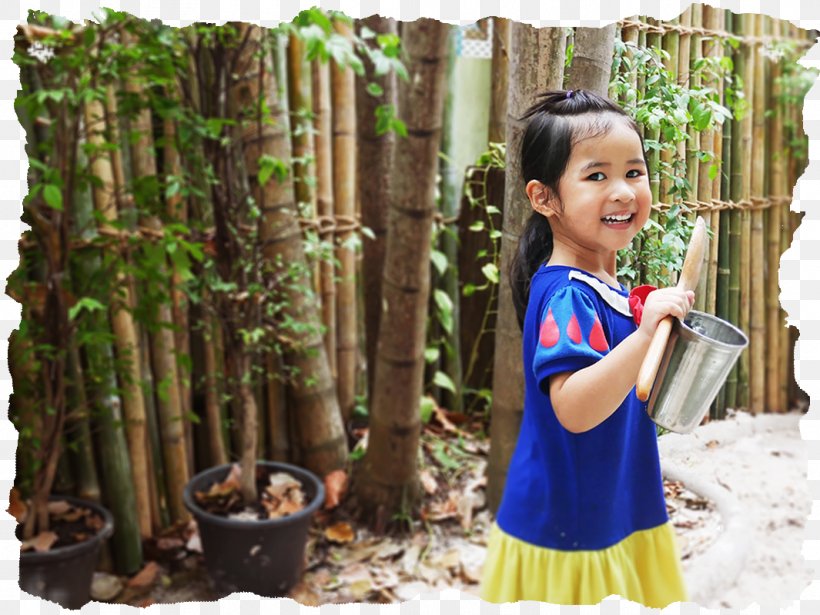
610,181,635,202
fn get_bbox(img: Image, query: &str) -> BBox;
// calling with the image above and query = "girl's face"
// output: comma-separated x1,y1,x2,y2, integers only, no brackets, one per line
531,118,652,260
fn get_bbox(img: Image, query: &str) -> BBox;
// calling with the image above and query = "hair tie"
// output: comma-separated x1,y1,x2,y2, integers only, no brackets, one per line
566,90,574,98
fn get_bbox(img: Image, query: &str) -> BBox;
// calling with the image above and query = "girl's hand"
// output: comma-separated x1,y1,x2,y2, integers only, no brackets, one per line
637,287,695,340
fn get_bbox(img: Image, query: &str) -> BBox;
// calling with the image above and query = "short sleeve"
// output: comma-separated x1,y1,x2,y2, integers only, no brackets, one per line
533,285,611,393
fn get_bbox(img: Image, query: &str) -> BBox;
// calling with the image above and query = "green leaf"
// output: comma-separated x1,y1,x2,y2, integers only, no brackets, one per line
481,263,499,284
469,220,485,232
366,82,384,97
433,289,453,313
424,346,440,364
420,396,435,424
43,184,63,210
433,371,456,393
69,297,106,321
430,249,448,276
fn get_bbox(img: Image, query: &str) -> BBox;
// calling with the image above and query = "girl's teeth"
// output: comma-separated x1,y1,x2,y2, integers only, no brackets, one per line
602,214,632,223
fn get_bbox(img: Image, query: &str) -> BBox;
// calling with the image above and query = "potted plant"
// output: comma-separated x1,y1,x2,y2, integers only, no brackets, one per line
178,21,327,598
9,20,121,608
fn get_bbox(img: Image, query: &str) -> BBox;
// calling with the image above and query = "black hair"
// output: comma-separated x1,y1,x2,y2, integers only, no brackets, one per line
509,89,646,330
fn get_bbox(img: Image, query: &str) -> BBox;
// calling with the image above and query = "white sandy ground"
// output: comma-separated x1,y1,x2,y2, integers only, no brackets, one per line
658,410,812,612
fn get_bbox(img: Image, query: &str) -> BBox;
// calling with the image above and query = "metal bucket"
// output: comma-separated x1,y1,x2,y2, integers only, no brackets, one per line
646,310,748,434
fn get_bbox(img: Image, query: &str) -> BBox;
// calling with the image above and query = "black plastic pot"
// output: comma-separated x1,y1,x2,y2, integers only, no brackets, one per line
183,461,325,597
19,495,114,609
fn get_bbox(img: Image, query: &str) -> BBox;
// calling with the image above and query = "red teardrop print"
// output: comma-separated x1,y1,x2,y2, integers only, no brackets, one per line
567,314,582,344
539,308,560,348
589,316,609,352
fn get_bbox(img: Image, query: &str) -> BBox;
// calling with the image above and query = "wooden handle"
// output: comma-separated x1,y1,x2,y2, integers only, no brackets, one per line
636,216,708,401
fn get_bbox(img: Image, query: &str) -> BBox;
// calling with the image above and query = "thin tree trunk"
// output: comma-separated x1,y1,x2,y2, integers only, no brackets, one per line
488,17,510,144
436,28,463,412
231,23,348,476
84,96,153,538
331,18,358,425
123,50,190,522
566,24,616,96
354,19,451,527
313,59,337,383
356,16,397,400
487,25,566,513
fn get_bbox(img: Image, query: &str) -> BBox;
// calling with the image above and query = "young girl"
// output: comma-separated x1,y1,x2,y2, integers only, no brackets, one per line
480,90,692,607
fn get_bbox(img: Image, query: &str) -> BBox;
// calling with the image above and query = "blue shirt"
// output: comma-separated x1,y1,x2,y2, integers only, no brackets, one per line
496,265,668,551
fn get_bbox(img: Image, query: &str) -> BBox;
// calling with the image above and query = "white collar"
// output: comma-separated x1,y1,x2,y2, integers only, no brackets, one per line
567,270,632,318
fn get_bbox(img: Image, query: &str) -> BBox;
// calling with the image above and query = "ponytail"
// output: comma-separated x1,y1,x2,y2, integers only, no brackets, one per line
510,212,553,331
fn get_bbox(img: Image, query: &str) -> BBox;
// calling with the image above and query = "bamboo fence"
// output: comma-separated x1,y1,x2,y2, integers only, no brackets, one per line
10,12,814,572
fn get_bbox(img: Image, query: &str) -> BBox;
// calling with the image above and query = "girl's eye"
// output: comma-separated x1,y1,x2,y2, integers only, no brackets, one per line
626,169,645,178
587,172,605,181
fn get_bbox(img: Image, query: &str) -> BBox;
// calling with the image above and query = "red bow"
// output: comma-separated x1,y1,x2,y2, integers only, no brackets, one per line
628,285,657,326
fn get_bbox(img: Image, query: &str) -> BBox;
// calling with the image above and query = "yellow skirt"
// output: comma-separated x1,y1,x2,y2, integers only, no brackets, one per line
480,522,687,608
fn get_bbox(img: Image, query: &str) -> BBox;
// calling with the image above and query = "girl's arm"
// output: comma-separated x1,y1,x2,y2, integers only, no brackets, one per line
549,287,694,433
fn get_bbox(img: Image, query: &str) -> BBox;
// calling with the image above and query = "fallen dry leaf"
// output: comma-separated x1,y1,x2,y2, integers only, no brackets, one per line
323,469,348,510
268,472,301,499
127,561,160,590
433,548,461,570
21,531,58,553
156,537,184,551
47,500,72,516
420,470,438,495
325,521,355,544
7,488,27,523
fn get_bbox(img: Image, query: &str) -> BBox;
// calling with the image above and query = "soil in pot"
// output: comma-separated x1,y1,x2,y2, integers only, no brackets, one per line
183,461,325,598
17,495,114,609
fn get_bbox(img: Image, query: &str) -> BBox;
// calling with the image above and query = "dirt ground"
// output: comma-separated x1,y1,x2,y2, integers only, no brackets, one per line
659,410,812,611
92,410,812,610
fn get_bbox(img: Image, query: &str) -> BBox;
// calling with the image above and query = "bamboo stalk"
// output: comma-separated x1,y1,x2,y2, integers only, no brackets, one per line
766,17,784,413
163,109,195,475
70,162,143,574
725,10,743,409
331,18,358,425
687,6,707,313
123,50,190,522
659,17,680,206
84,96,152,538
65,343,101,502
642,19,663,285
312,59,337,382
749,14,766,415
737,13,756,411
706,8,725,318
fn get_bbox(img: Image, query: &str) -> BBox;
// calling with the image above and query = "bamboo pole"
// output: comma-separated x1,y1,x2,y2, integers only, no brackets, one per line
331,18,358,425
312,59,336,382
163,110,195,473
620,17,642,284
748,15,767,415
123,44,190,522
65,343,101,502
84,97,153,538
687,6,708,313
659,17,679,208
706,8,725,317
737,13,756,411
766,16,784,413
70,154,143,574
777,20,792,413
726,10,743,409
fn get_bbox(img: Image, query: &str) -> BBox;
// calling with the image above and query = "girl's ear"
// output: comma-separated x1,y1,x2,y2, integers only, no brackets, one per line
526,180,558,218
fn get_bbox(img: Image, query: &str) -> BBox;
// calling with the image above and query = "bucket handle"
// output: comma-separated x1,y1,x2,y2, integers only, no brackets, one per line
636,216,708,402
